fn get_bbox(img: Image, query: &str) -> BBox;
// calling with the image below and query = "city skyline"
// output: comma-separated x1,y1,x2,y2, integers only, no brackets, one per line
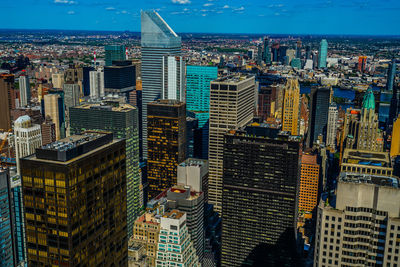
1,0,400,35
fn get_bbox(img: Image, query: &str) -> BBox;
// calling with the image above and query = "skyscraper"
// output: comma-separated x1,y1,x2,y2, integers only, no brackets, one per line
314,173,400,267
89,68,104,99
14,115,42,174
51,73,64,89
387,58,397,91
19,75,31,107
177,158,209,202
10,174,26,266
282,78,300,135
308,86,330,147
147,100,186,199
298,154,320,214
186,65,218,159
326,103,338,150
391,116,400,157
0,169,14,266
21,132,128,266
0,74,14,130
105,45,126,66
162,55,185,101
63,83,80,110
221,124,301,266
262,37,271,65
104,61,136,98
341,88,384,153
141,10,181,158
69,102,140,238
208,74,255,213
296,40,302,59
318,39,328,68
43,93,63,140
358,56,367,73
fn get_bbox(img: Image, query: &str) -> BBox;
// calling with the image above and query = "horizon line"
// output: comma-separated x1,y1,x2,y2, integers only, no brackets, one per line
0,28,400,38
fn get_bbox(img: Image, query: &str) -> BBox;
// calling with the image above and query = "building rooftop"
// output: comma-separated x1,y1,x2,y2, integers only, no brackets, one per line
73,102,136,112
212,74,254,83
31,132,114,162
339,172,399,188
178,158,207,168
148,99,185,107
342,149,391,167
163,209,185,220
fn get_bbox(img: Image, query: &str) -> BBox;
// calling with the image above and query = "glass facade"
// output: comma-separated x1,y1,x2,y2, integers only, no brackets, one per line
186,65,218,159
69,103,140,238
0,170,14,266
221,127,301,267
141,10,181,159
105,45,126,66
308,86,330,147
20,135,128,266
11,176,26,266
147,100,186,199
318,39,328,68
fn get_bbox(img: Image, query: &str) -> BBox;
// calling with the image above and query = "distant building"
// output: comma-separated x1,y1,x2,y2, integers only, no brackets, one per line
81,66,94,96
141,10,181,158
208,74,255,213
43,93,64,140
63,83,80,110
296,40,302,59
341,149,393,176
282,78,300,135
104,61,136,99
14,115,42,174
162,55,185,101
10,174,26,266
41,115,56,146
358,56,367,73
262,37,271,65
318,39,328,68
147,100,186,199
298,154,320,214
18,75,31,107
0,170,14,266
308,86,330,147
89,68,105,99
0,74,14,130
221,123,301,266
257,85,277,121
21,132,128,266
387,58,397,91
326,103,338,150
51,73,64,89
155,210,200,266
177,158,209,202
186,65,218,159
105,45,126,66
314,173,400,267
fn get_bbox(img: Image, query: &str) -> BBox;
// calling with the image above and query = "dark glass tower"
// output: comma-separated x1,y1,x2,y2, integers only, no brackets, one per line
21,132,128,266
147,100,186,199
105,45,126,66
262,37,271,65
308,86,331,147
221,124,301,267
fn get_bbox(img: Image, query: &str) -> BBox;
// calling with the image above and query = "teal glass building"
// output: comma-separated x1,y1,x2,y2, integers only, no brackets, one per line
0,170,14,266
105,45,126,66
186,65,218,159
318,39,328,68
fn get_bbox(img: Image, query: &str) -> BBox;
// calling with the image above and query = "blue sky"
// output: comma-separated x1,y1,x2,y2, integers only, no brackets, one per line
1,0,400,35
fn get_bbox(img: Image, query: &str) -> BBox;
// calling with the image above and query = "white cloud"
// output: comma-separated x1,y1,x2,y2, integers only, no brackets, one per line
67,10,75,15
203,3,213,6
121,10,128,14
274,12,281,16
234,6,245,11
202,14,207,16
105,7,115,10
172,0,191,4
54,0,77,4
223,5,229,8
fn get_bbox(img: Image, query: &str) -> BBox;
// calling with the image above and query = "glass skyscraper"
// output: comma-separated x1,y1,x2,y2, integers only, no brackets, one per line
186,65,218,159
105,45,126,66
318,39,328,68
11,175,26,266
69,102,140,238
141,10,181,158
0,170,14,266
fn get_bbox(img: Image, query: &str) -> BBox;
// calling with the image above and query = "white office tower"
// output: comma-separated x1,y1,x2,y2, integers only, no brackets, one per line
89,69,105,99
141,10,181,158
326,103,338,150
14,115,42,174
304,59,313,70
156,210,201,267
208,75,255,213
19,75,31,107
162,55,185,101
314,173,400,267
